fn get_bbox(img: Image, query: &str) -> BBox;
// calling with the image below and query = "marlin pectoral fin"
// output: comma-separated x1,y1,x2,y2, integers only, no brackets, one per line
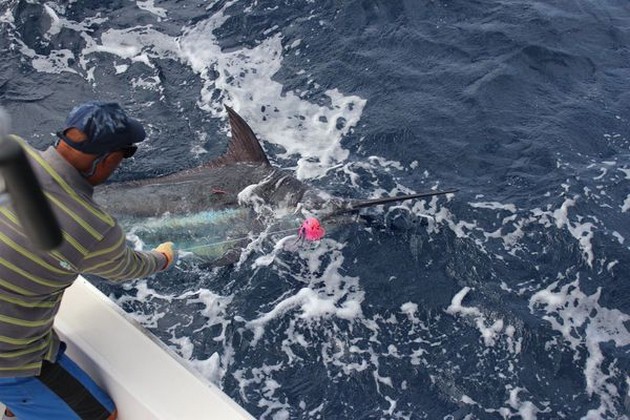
206,106,271,168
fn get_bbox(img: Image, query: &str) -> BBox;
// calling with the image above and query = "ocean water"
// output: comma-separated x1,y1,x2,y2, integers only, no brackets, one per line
1,0,629,418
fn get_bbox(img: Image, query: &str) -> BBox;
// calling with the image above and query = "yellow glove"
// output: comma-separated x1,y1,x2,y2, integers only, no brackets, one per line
154,241,176,270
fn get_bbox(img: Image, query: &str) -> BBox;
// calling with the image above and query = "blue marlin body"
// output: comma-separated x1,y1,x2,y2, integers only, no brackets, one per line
95,106,455,264
94,106,330,264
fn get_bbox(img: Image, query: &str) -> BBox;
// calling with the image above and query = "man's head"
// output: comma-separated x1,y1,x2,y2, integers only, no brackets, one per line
55,102,146,185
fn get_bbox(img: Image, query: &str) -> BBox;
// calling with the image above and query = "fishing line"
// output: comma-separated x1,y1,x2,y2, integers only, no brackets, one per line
178,227,298,252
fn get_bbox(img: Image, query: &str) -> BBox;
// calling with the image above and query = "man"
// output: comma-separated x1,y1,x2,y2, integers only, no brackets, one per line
0,102,175,419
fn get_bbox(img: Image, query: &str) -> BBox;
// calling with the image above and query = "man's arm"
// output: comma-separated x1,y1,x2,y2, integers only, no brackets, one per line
80,223,167,281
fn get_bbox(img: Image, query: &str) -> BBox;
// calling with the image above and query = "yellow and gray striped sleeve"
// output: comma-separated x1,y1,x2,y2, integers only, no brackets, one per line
81,223,166,282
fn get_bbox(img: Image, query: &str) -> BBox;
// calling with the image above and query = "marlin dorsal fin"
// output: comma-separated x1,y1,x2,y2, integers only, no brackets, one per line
207,105,271,167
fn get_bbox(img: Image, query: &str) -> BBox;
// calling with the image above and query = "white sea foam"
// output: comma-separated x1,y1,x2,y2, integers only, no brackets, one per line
246,239,363,345
469,201,517,212
0,7,12,24
551,197,595,266
506,387,541,420
612,232,625,245
462,387,546,419
530,278,630,417
446,287,520,349
462,195,599,266
400,302,419,323
178,7,367,180
14,4,106,75
13,1,365,181
188,352,222,385
135,0,167,18
446,287,481,317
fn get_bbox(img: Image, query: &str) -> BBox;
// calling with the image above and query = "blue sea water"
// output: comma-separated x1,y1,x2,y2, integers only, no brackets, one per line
1,0,629,418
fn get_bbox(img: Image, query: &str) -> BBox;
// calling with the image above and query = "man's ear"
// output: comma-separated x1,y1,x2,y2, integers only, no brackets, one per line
55,130,96,174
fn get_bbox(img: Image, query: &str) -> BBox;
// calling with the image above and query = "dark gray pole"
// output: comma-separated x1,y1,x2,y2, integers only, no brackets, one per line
0,107,62,250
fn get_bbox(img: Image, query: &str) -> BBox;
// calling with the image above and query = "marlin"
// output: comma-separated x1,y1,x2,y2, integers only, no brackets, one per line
94,106,456,265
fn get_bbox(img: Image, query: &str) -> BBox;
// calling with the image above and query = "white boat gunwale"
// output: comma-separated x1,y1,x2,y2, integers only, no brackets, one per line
52,276,253,420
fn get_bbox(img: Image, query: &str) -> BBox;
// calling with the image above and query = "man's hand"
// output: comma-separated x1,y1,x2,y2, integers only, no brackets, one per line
154,241,176,270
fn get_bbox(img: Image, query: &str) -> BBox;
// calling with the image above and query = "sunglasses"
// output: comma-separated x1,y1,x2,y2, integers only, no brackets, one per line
118,145,137,159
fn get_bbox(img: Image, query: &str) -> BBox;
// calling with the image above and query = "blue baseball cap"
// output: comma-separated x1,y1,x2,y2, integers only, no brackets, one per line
58,101,146,155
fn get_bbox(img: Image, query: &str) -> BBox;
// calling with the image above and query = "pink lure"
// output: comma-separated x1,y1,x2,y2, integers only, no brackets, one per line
298,217,326,241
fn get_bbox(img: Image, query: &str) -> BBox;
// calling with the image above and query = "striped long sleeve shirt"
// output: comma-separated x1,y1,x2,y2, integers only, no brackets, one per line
0,137,166,377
